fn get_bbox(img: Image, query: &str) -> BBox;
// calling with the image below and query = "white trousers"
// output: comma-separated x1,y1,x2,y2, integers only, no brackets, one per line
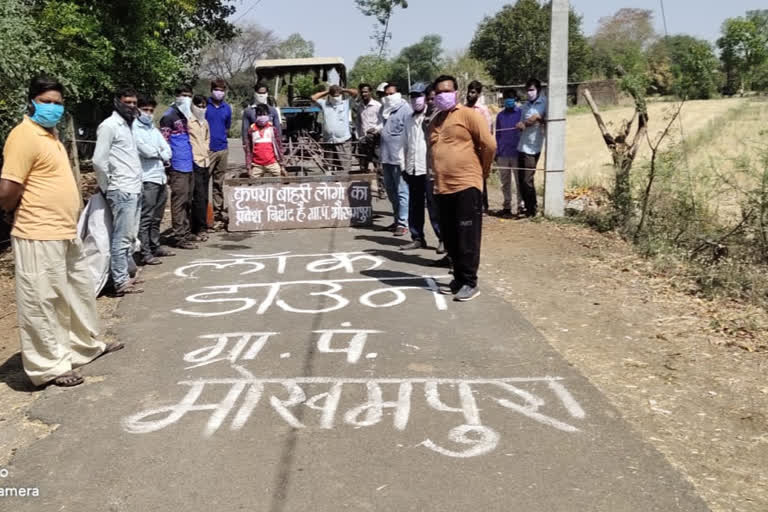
13,237,105,385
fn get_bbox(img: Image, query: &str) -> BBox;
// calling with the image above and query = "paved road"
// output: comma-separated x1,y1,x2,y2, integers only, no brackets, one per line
5,211,708,511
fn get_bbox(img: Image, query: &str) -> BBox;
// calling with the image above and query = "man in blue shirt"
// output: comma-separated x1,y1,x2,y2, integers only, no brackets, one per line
516,78,547,218
160,84,197,249
495,90,523,217
312,84,358,172
205,78,232,230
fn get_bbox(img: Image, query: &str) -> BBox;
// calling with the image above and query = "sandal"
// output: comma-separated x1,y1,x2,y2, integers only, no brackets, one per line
143,256,163,266
51,370,84,387
115,283,144,296
155,247,176,257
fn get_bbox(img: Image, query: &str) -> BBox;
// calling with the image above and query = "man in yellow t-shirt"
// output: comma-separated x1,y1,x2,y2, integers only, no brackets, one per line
0,76,123,387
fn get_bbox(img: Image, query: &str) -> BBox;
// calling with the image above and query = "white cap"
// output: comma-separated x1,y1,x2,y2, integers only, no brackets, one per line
376,82,389,93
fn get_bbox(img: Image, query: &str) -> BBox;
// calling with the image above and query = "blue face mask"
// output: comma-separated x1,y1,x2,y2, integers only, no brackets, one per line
504,99,516,109
30,101,64,128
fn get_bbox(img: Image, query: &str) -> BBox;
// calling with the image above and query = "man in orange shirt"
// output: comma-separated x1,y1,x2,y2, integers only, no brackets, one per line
0,76,123,387
429,75,497,302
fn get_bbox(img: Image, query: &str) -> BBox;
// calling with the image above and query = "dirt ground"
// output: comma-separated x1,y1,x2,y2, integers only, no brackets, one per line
481,211,768,512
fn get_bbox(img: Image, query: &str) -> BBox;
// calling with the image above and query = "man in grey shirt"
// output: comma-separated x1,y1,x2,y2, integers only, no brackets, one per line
93,87,144,295
379,83,413,236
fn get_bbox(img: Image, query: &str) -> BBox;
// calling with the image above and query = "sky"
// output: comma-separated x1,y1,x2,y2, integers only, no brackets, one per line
233,0,767,67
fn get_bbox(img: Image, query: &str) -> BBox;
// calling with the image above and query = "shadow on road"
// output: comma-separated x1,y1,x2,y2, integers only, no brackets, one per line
0,352,38,392
354,234,409,248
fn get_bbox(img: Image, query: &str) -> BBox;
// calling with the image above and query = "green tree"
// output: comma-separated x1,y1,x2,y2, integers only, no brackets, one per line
469,0,591,85
0,0,237,150
349,54,394,88
389,35,443,90
718,10,768,94
648,36,721,98
440,50,494,100
355,0,408,57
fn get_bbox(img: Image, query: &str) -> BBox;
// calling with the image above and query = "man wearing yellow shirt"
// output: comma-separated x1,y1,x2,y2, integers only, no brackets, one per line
0,76,123,387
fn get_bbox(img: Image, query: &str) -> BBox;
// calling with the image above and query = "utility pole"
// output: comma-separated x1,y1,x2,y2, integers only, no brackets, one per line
544,0,568,217
407,63,411,91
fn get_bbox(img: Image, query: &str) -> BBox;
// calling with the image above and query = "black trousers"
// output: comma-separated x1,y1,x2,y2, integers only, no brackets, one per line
517,152,540,216
435,187,483,288
191,164,210,234
138,182,167,260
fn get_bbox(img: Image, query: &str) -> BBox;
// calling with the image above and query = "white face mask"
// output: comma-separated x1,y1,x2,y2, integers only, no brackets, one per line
383,92,402,106
329,95,343,105
191,104,206,122
254,93,268,105
176,96,192,117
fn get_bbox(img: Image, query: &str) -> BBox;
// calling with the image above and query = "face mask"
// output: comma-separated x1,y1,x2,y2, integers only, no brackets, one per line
504,99,517,109
138,113,154,125
176,96,192,109
29,101,64,128
527,90,538,102
255,115,270,127
384,92,402,106
254,93,268,105
192,105,207,122
329,95,343,105
434,92,457,112
114,98,138,124
411,96,426,112
212,90,226,101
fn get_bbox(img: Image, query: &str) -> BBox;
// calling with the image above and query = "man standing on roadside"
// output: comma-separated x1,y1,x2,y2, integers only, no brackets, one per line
190,95,212,241
160,85,197,250
311,84,358,172
495,90,523,217
429,75,496,302
0,76,123,387
379,83,412,237
466,80,494,214
355,83,382,172
402,82,440,251
516,78,547,218
93,87,144,295
205,79,231,231
133,95,174,266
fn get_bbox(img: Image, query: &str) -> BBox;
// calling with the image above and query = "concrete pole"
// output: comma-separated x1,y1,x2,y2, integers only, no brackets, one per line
544,0,569,217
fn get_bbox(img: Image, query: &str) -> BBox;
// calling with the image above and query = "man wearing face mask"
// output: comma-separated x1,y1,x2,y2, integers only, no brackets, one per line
495,90,523,217
311,84,359,172
93,87,145,295
241,84,282,170
133,95,173,266
0,76,124,387
189,95,212,242
378,83,413,237
429,75,496,302
515,78,548,218
160,85,197,249
402,82,441,251
466,81,494,214
206,79,231,231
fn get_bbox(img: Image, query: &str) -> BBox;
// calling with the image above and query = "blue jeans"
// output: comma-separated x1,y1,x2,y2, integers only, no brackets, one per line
381,163,409,228
106,190,141,288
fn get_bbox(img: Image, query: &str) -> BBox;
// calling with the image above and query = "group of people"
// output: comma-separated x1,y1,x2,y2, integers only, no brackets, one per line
310,75,548,302
91,80,234,296
0,71,547,386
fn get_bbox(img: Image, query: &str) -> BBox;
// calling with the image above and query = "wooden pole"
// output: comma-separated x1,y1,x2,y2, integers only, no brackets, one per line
66,114,83,205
